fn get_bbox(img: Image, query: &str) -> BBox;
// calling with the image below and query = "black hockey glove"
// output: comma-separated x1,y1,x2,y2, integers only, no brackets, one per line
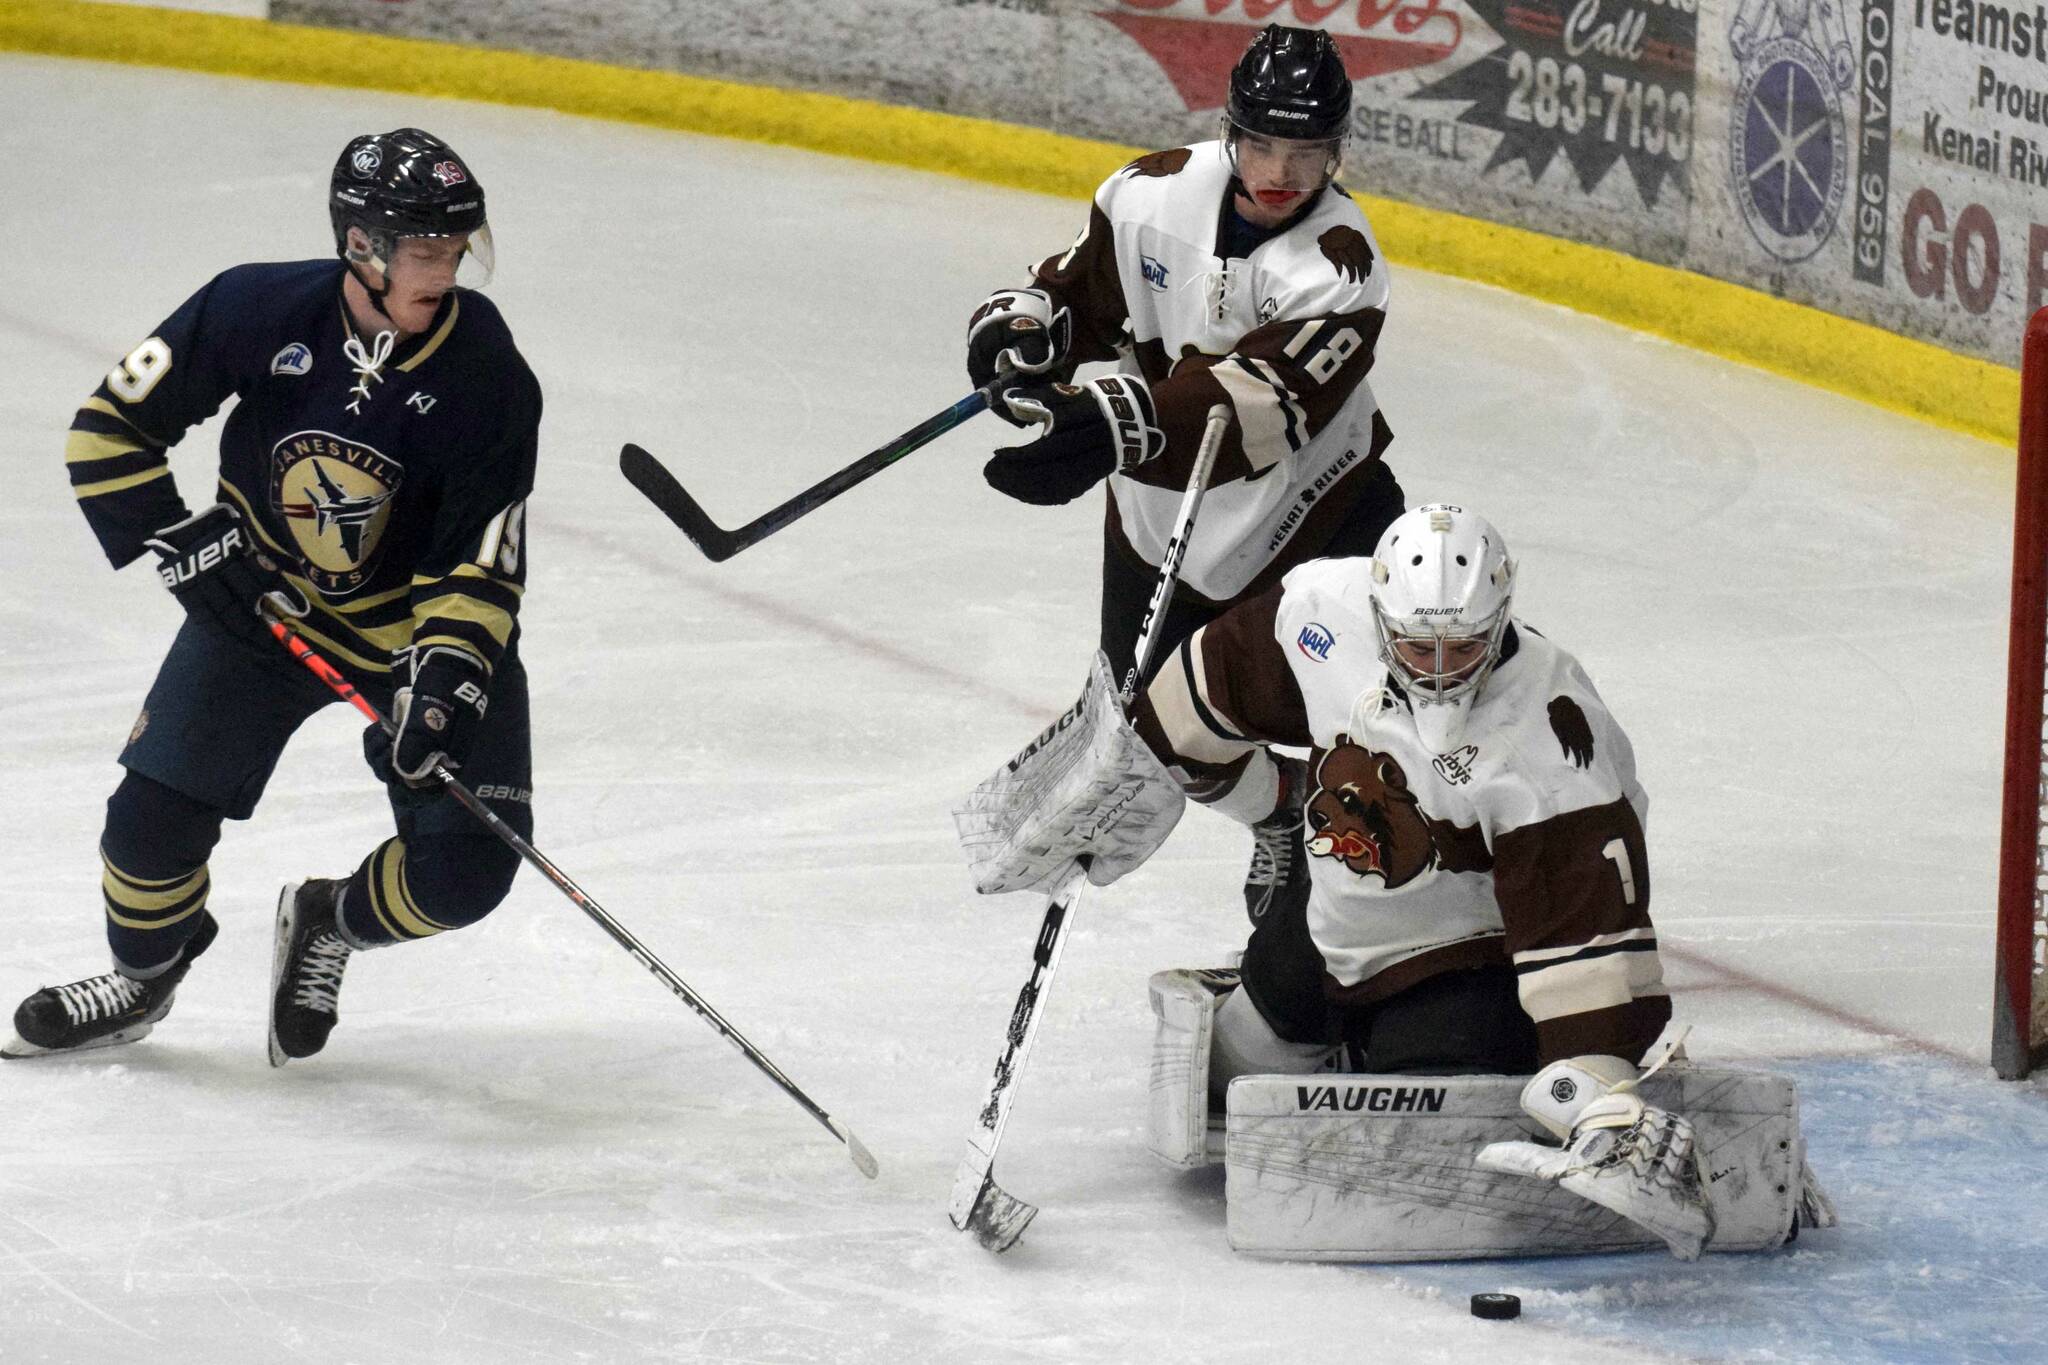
967,287,1073,426
390,647,489,788
983,374,1167,506
145,503,308,650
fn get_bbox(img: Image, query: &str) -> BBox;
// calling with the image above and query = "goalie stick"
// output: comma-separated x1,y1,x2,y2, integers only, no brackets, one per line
621,382,1002,562
949,404,1232,1252
264,618,879,1181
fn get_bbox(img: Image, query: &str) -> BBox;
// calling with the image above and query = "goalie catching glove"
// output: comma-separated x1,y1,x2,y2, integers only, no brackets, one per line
966,287,1073,418
984,374,1167,506
146,503,308,650
1476,1033,1714,1261
954,650,1185,894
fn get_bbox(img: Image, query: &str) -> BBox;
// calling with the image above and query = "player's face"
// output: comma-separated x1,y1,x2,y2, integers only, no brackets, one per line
1389,635,1490,693
1231,131,1340,226
379,234,470,333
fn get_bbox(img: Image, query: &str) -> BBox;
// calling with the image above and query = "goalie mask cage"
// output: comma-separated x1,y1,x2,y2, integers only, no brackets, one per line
1996,305,2048,1080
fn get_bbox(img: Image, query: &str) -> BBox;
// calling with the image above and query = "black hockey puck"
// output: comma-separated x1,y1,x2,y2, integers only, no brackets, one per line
1470,1292,1521,1320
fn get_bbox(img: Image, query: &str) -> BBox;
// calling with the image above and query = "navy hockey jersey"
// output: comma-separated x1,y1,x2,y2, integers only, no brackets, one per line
66,260,539,678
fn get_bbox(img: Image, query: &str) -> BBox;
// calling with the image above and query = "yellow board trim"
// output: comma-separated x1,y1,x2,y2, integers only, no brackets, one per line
0,0,2017,445
73,465,171,499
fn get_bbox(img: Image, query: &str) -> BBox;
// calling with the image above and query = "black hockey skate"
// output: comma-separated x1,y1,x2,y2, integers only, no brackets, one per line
269,878,355,1066
4,911,219,1059
1244,755,1309,924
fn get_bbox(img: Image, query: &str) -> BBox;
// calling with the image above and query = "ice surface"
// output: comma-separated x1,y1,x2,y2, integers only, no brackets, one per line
2,54,2041,1363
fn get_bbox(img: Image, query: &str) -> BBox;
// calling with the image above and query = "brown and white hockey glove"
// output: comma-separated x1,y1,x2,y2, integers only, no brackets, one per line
984,374,1167,506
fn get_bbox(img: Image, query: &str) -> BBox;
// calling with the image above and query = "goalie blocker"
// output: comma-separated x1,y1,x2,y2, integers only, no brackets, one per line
1146,969,1836,1261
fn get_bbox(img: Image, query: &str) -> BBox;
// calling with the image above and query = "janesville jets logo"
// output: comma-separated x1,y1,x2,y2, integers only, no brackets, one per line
270,431,401,594
1727,0,1854,262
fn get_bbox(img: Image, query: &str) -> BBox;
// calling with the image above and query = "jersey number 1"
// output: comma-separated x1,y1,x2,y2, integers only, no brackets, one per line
1601,838,1638,906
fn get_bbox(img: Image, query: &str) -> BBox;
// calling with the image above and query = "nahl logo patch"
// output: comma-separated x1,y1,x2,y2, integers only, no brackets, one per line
1297,622,1334,661
270,343,312,377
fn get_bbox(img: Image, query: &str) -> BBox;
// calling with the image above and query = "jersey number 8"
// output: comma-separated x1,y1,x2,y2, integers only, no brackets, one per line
108,337,172,403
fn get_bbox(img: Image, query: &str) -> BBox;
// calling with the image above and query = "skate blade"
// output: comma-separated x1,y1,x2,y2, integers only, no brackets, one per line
1,1022,155,1060
268,880,302,1068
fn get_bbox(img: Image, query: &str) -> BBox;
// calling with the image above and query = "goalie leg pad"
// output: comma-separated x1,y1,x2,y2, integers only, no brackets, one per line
1223,1068,1819,1261
1146,968,1238,1168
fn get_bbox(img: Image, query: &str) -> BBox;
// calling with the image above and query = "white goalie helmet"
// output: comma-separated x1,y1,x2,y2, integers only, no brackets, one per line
1368,503,1515,752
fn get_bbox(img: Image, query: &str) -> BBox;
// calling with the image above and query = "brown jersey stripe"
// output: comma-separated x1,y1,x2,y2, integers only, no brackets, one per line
1533,994,1673,1066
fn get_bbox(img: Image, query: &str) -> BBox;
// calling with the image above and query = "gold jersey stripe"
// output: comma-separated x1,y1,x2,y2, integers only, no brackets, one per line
74,465,172,500
415,562,525,594
79,396,162,445
411,591,517,646
102,852,201,891
102,863,206,912
369,839,455,939
66,428,148,465
395,295,460,373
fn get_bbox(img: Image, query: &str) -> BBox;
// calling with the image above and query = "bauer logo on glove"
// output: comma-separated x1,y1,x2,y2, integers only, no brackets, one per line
984,374,1168,507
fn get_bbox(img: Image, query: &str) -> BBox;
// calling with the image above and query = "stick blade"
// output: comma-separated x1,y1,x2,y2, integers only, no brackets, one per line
966,1182,1038,1253
619,443,741,562
831,1119,880,1180
950,1157,1038,1252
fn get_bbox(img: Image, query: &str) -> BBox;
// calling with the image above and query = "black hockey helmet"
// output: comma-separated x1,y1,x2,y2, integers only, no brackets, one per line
329,128,490,277
1225,25,1352,142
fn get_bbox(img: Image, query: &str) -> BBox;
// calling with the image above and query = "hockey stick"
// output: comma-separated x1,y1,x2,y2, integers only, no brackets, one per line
621,382,1002,562
264,619,878,1180
948,404,1232,1251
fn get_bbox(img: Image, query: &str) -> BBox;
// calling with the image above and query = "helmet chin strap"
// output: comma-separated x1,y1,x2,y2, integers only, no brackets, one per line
341,247,399,329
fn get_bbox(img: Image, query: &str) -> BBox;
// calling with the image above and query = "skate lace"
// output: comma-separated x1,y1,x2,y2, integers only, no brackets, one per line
1247,806,1303,888
54,972,145,1025
343,329,396,414
292,932,353,1013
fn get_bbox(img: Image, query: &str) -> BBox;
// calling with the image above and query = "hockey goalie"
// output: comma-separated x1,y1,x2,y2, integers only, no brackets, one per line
961,503,1833,1261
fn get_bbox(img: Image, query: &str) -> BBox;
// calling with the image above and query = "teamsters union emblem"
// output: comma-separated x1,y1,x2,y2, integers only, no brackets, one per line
270,430,401,594
1728,0,1856,262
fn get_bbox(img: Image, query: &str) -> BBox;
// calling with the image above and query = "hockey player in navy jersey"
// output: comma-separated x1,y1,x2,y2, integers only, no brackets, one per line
963,24,1407,927
6,128,542,1066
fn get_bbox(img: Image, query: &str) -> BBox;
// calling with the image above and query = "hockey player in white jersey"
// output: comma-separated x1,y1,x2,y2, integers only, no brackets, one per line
1127,504,1713,1256
963,23,1406,926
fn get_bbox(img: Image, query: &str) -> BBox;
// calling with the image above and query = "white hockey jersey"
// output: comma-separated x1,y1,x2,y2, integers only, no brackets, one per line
1136,557,1671,1065
1027,142,1393,605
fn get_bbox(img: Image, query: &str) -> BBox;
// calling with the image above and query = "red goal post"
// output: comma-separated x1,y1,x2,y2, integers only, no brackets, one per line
1996,306,2048,1080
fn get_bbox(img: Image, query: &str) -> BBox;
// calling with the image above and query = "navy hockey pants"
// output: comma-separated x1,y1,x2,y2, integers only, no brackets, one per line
104,615,532,971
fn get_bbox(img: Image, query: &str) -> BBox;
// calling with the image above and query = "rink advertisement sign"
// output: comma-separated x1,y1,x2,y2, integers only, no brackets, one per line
1410,0,1701,206
1092,0,1467,110
1726,0,1855,263
270,0,2048,366
1886,0,2048,329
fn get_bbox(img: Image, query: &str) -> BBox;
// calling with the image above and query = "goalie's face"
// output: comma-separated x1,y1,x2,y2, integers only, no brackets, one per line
1387,632,1493,695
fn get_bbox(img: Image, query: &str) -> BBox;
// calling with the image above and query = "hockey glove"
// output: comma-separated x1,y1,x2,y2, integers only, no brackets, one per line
984,374,1167,506
145,503,308,650
1475,1056,1714,1260
390,647,489,787
967,287,1073,425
